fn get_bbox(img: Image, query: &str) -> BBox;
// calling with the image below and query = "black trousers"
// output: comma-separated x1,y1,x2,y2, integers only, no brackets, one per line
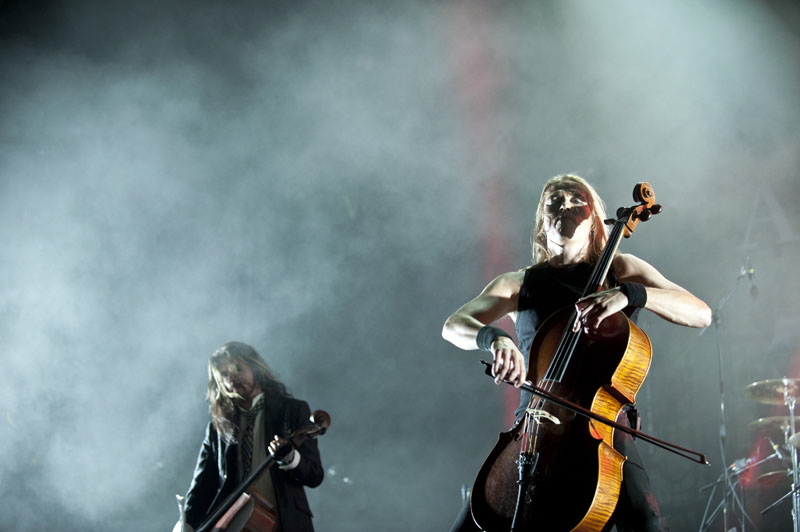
610,429,669,532
450,417,669,531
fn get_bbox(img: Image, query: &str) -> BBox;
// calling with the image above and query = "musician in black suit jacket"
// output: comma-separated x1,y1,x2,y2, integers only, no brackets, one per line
174,342,323,532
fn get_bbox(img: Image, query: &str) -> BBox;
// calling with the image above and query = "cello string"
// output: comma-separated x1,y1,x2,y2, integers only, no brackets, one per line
537,216,625,395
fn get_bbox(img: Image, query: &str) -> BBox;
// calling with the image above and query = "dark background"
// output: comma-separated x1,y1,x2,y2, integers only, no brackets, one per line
1,1,799,530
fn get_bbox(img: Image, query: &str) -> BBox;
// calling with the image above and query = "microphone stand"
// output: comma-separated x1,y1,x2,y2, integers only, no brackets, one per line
698,266,754,532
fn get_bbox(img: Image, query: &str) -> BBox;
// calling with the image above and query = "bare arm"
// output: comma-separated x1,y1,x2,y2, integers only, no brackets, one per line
575,253,712,332
442,271,527,386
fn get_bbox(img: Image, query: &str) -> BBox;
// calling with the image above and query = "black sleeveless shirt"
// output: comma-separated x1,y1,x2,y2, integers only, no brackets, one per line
513,262,630,421
514,262,595,357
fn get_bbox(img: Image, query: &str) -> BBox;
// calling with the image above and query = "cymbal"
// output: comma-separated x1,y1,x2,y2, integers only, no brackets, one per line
744,378,800,405
749,416,793,433
758,470,791,487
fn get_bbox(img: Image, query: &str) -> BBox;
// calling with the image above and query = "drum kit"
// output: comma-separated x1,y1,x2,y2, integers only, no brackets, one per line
741,378,800,530
699,377,800,531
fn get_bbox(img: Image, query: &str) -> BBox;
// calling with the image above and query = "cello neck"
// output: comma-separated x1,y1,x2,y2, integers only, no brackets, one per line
542,184,660,384
583,181,661,298
581,214,627,298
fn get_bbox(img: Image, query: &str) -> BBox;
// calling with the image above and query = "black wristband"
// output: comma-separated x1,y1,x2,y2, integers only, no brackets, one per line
618,282,647,308
276,449,296,465
476,325,512,351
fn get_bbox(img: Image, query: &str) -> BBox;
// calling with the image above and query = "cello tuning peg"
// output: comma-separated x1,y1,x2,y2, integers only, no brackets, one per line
650,204,662,215
638,211,652,221
616,207,627,218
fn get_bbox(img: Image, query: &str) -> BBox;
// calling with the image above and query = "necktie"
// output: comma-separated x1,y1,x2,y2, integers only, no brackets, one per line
240,399,263,476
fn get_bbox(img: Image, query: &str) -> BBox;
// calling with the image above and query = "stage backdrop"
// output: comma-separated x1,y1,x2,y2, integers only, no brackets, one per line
0,0,798,530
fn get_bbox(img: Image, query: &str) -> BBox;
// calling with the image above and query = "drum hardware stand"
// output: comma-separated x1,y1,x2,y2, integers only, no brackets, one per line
742,380,800,531
786,385,799,532
762,484,800,516
758,384,800,532
698,453,776,532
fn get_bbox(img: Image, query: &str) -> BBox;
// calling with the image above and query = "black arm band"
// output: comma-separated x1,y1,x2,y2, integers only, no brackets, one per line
618,282,647,308
476,325,512,352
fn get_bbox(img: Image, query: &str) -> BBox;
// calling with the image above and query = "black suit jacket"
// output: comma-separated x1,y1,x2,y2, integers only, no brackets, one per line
183,396,323,531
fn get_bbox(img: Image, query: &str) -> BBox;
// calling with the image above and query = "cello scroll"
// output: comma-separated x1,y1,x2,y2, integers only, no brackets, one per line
610,182,662,238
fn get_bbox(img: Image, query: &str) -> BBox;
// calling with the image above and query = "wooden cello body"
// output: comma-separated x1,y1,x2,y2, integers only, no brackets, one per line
470,183,660,531
211,488,278,532
471,308,651,531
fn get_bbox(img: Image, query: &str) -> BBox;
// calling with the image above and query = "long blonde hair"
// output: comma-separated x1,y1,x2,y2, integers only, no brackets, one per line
531,174,609,265
206,341,290,444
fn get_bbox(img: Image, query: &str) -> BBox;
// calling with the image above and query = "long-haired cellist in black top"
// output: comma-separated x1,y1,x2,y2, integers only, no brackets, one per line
442,174,712,531
173,341,323,532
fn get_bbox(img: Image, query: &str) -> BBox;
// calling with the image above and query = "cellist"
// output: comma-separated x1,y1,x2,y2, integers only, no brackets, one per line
442,175,712,532
172,342,323,532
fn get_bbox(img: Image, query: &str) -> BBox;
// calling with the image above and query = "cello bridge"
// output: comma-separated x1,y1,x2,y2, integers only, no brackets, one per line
526,408,561,425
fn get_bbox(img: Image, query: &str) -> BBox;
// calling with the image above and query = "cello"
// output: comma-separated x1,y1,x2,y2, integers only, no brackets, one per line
470,183,661,531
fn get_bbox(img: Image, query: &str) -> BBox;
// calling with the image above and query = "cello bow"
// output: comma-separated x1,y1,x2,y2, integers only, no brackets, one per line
481,361,709,465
